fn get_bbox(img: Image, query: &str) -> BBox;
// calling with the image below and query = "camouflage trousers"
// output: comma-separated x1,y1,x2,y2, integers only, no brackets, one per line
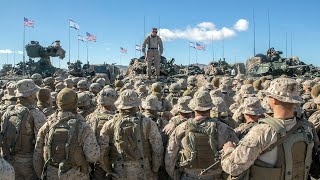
146,49,160,77
44,165,90,180
10,156,37,180
111,160,157,180
0,157,15,180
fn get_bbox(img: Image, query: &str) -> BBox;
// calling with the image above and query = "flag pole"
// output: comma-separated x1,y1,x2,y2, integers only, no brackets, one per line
195,48,198,65
188,42,190,65
134,41,136,59
290,32,293,57
77,31,80,60
68,19,71,63
268,9,271,49
285,32,288,58
253,8,256,56
23,21,26,76
86,41,89,64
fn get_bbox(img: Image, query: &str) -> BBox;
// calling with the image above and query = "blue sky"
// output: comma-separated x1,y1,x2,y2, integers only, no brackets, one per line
0,0,320,69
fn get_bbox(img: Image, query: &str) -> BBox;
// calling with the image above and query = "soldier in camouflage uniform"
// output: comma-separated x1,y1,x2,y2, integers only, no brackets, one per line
77,92,96,118
64,78,74,89
150,82,173,121
89,83,102,96
233,97,265,139
0,156,15,180
37,88,55,117
211,97,237,128
302,80,315,103
1,79,47,179
99,89,163,180
77,79,90,93
55,82,66,93
31,73,43,86
86,88,117,180
142,94,169,132
308,96,320,137
163,96,193,136
43,77,55,90
33,88,100,180
0,82,17,117
165,90,238,180
222,78,319,180
166,83,182,107
136,84,148,101
183,76,198,97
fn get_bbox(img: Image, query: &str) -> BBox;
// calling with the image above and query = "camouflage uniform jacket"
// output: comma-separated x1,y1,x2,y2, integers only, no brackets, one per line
33,111,100,179
143,111,169,131
221,117,319,177
0,157,15,180
234,122,257,140
165,117,239,178
302,92,312,103
86,108,114,139
309,110,320,135
99,113,164,179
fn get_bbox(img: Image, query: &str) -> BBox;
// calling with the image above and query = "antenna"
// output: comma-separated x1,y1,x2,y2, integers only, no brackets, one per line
253,8,256,56
268,9,271,49
285,32,288,58
158,16,160,36
290,32,293,57
144,16,146,37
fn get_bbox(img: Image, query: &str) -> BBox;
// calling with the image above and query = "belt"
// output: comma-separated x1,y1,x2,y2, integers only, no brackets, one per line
148,48,158,50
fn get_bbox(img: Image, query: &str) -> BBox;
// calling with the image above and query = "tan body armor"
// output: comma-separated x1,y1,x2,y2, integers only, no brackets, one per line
239,117,314,180
178,118,218,169
0,105,35,160
42,116,89,178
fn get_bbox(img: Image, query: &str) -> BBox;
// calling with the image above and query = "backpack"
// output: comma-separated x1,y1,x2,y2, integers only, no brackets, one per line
93,113,113,138
0,105,34,160
243,117,314,180
113,114,151,166
43,116,88,178
177,117,218,169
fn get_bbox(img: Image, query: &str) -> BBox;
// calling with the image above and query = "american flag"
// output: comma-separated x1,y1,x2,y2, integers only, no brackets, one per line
120,47,127,54
86,32,96,42
196,43,205,51
24,17,34,28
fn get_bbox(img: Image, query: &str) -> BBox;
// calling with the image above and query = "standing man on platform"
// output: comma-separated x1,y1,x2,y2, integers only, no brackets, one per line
142,28,164,80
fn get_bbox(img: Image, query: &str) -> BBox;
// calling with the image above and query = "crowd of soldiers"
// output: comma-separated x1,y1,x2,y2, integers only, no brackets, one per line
0,72,320,180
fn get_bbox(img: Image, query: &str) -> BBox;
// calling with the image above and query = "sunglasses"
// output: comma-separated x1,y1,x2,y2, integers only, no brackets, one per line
152,31,158,33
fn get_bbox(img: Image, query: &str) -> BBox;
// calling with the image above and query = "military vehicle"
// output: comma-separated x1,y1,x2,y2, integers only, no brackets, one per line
181,64,205,75
24,40,66,77
68,61,120,82
85,63,120,83
126,56,183,76
205,59,246,76
246,47,314,77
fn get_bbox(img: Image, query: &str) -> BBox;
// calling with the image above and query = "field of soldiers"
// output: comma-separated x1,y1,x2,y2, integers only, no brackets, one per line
0,69,320,180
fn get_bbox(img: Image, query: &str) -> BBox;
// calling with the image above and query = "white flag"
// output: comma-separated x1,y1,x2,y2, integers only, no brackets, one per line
69,19,80,30
135,44,141,51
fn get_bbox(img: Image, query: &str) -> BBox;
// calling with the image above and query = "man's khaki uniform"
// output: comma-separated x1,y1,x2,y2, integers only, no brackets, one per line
142,35,163,77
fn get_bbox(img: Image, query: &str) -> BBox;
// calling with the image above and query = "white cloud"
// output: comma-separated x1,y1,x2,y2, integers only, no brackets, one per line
0,49,23,54
159,19,249,43
15,51,23,54
233,19,249,32
0,49,13,54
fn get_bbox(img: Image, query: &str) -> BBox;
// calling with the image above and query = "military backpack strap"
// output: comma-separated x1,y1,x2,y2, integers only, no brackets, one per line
259,115,286,137
261,120,303,154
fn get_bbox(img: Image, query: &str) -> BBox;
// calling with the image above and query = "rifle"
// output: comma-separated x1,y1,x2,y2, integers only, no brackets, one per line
198,150,222,179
